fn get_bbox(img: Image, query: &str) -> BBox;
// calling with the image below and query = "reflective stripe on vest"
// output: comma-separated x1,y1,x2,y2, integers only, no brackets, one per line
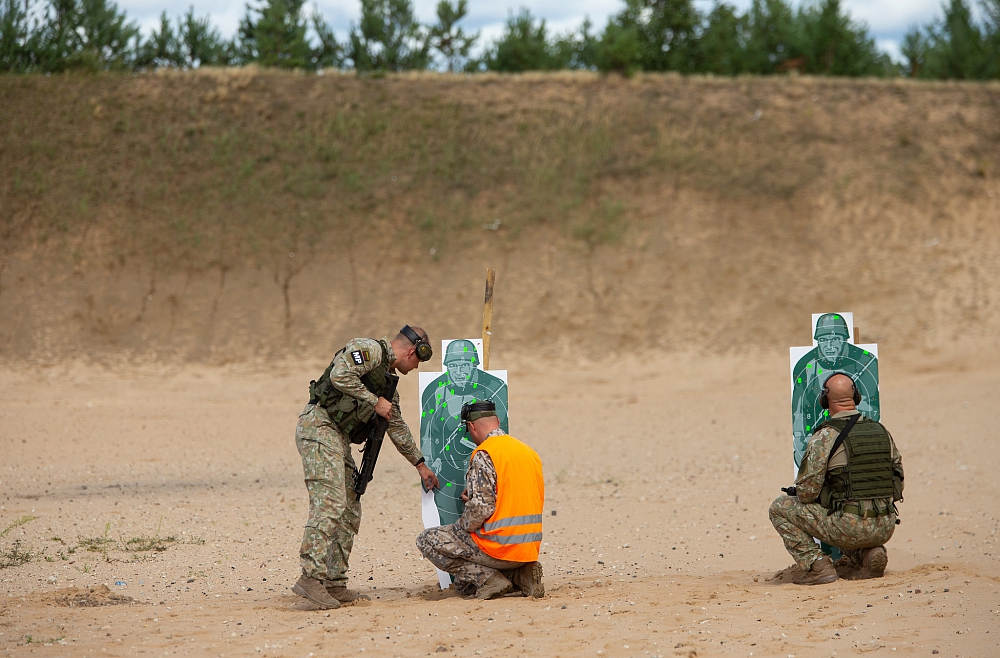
469,435,544,562
482,514,544,532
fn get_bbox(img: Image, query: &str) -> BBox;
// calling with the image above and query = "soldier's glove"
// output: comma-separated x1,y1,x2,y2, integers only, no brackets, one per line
780,486,797,497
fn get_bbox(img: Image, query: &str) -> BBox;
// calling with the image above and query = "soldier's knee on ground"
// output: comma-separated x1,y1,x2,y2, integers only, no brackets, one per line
768,495,793,524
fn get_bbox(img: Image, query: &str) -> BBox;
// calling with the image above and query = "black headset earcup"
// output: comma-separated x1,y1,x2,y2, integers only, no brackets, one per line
416,342,433,362
853,388,861,405
819,392,829,409
401,325,433,362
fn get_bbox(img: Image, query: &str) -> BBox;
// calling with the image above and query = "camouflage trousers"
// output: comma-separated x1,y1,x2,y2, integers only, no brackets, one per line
416,524,526,595
296,404,361,587
769,495,896,570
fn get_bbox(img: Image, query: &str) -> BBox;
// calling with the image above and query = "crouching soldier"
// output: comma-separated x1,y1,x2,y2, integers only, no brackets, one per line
417,400,545,599
769,373,904,585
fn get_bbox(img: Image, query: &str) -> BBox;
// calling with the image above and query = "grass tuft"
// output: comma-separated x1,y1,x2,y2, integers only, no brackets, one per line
1,516,39,568
0,515,36,539
1,540,36,569
24,635,65,645
76,518,201,563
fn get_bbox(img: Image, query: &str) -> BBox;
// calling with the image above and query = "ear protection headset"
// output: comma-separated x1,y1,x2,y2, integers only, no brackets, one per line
401,325,433,362
819,372,861,409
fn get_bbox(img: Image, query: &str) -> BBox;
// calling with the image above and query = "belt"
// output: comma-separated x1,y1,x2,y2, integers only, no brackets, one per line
841,502,890,518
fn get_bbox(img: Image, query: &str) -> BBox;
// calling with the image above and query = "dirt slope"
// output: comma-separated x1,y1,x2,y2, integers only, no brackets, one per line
1,71,999,362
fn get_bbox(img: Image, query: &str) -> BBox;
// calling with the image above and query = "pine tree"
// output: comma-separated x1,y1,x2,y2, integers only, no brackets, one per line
982,0,1000,77
32,0,140,71
797,0,891,76
698,2,749,75
901,29,927,77
594,20,642,74
554,17,598,70
238,0,313,68
348,0,429,72
743,0,800,74
139,11,181,67
607,0,702,72
481,8,560,72
311,11,342,69
0,0,38,71
178,6,231,67
923,0,985,78
428,0,476,71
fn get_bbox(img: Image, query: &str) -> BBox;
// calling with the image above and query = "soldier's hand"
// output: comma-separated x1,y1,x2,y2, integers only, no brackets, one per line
375,396,392,419
460,489,470,503
417,463,439,490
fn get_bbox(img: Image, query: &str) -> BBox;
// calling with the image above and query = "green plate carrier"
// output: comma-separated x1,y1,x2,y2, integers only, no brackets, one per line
308,339,391,444
817,416,900,512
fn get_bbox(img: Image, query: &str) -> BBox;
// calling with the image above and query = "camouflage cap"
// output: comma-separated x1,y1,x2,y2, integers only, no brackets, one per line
461,400,496,422
814,313,850,339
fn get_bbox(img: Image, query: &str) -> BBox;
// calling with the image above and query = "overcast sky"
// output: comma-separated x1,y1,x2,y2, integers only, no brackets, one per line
121,0,959,62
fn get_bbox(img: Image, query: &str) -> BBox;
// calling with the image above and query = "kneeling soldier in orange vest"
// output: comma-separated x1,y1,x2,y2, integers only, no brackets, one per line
416,400,545,600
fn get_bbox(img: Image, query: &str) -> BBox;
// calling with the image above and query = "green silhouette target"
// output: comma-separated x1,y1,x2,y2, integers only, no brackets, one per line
419,339,508,526
790,312,880,469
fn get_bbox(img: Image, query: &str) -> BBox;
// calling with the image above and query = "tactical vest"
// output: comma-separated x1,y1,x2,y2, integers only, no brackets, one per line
308,339,391,444
815,416,901,512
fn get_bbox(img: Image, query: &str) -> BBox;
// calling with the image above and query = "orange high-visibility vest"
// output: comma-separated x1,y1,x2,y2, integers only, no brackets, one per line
469,434,544,562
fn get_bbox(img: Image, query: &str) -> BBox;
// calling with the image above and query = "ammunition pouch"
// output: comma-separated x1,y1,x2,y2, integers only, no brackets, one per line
840,501,893,518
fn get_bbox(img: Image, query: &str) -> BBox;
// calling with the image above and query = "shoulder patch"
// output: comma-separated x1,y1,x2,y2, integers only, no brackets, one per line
351,350,364,365
361,349,371,362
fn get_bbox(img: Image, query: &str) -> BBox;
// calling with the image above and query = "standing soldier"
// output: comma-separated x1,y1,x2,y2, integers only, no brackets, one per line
293,326,440,610
770,373,904,585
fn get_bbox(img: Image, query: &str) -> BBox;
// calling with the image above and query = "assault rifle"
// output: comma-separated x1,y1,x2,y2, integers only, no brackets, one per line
353,372,399,501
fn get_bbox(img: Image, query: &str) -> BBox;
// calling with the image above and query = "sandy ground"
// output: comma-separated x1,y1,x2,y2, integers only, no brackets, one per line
1,350,998,657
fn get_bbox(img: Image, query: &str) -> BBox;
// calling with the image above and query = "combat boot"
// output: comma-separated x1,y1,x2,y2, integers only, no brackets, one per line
792,556,839,586
292,575,341,609
325,585,371,603
834,556,864,580
858,546,888,579
509,562,544,598
475,572,513,600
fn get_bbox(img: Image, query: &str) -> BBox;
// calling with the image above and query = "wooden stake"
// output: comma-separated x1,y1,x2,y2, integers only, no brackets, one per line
853,326,860,344
482,268,496,370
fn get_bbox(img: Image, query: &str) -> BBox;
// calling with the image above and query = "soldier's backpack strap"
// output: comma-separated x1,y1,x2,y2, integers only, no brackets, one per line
826,414,861,466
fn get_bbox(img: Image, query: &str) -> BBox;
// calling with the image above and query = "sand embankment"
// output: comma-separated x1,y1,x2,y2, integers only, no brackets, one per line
2,72,999,363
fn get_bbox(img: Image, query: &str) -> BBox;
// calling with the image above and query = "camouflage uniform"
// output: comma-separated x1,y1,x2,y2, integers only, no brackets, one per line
297,337,424,587
769,410,902,570
416,427,525,595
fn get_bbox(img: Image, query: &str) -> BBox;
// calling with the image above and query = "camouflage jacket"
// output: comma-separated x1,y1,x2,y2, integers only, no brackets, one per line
795,410,903,509
455,428,504,533
327,336,423,466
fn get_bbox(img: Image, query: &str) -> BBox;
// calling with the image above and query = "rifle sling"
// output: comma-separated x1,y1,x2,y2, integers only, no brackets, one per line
826,414,861,466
